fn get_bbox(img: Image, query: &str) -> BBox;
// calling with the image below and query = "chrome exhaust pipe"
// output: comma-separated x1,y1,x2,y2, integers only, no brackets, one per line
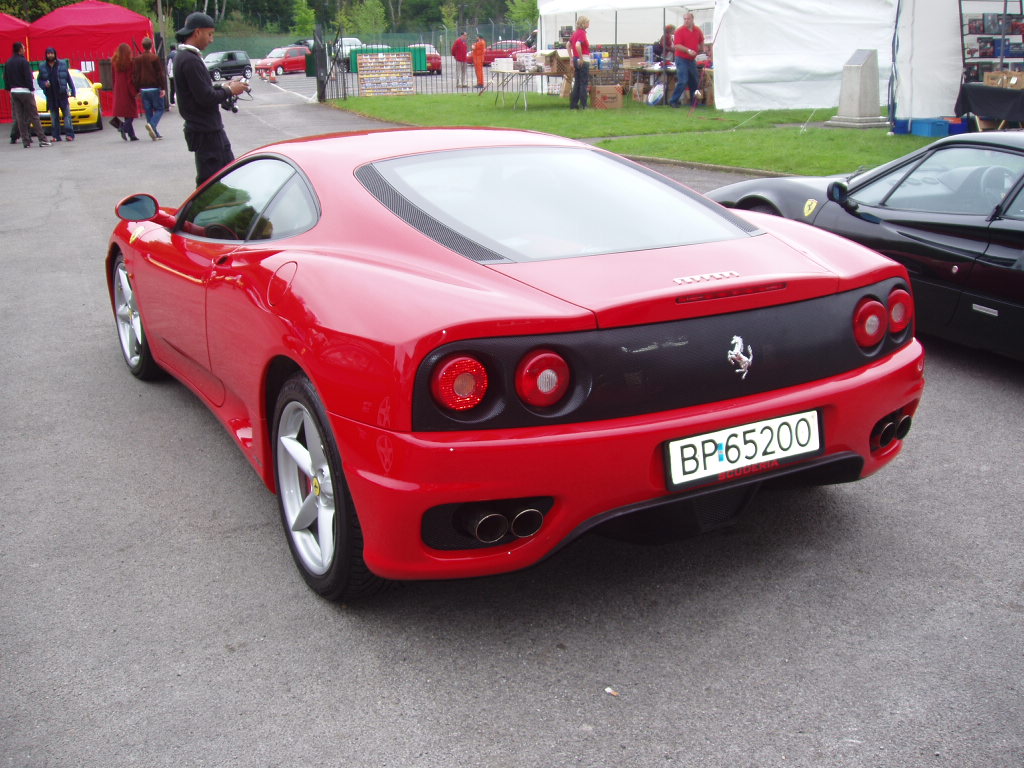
508,507,544,538
895,414,912,440
873,418,896,449
462,510,509,544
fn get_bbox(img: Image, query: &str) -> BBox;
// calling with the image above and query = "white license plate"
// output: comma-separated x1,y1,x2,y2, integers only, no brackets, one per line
664,410,822,490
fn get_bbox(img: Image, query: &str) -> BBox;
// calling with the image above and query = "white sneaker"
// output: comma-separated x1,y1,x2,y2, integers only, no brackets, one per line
145,123,157,140
693,89,703,100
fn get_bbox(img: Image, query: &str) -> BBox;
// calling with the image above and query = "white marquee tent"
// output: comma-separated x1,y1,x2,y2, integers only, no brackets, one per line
536,0,978,121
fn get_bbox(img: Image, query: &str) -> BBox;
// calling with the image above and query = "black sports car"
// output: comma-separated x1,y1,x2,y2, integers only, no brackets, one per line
707,132,1024,362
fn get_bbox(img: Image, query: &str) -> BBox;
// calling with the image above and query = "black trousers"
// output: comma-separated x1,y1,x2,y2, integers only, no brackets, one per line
570,61,590,109
185,127,234,188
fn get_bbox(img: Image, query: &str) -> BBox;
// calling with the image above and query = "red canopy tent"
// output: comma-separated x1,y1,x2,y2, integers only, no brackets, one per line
1,11,30,122
28,0,153,115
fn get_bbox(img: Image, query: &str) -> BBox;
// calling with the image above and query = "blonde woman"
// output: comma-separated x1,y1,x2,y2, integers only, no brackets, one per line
569,16,590,110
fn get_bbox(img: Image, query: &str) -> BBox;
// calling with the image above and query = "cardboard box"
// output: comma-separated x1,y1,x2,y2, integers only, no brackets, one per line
590,84,623,109
1006,72,1024,88
984,69,1010,87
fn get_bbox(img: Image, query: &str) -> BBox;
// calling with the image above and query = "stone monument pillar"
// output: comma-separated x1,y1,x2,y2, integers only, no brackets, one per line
824,49,890,129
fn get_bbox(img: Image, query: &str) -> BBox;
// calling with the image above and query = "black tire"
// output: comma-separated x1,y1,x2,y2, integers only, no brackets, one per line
275,65,285,76
243,65,253,78
111,252,162,380
746,201,780,216
272,374,386,602
96,112,104,130
211,69,223,81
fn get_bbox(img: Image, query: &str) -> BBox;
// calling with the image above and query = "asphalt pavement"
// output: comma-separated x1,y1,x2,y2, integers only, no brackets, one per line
1,76,1022,768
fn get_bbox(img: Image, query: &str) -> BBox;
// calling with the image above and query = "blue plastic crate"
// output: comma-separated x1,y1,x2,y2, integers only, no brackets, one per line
911,119,949,137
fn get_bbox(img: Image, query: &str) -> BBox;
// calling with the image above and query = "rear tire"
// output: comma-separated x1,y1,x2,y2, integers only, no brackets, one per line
746,202,780,216
273,374,386,602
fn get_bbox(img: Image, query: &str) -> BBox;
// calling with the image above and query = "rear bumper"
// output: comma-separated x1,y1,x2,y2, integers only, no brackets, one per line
332,340,925,580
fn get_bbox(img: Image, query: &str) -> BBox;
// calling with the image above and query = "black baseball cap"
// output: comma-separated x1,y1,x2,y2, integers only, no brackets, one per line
176,12,216,40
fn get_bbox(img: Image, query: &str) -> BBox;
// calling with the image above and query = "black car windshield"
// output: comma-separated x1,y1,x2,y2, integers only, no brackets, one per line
204,52,226,62
368,146,752,262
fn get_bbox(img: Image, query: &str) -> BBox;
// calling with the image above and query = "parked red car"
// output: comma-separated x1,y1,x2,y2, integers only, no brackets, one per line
484,39,534,65
255,45,310,76
409,43,442,74
106,128,924,602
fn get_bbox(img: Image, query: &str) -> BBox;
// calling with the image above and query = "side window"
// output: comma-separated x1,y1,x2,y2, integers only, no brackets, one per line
1000,186,1024,220
226,52,236,62
854,146,1024,215
181,159,295,240
249,174,318,241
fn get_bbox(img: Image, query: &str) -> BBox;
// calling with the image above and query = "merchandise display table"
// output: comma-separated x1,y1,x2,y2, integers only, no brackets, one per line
955,82,1024,129
484,69,563,110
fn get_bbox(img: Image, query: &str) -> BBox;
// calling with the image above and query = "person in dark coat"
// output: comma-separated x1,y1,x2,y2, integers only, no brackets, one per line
111,42,139,141
37,46,77,142
4,42,50,147
133,37,166,139
173,12,247,186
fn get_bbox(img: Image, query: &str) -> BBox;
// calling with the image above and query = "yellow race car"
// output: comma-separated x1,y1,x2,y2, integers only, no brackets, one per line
36,69,104,132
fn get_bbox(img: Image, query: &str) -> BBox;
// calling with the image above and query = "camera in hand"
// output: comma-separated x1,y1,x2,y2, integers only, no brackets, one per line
220,77,250,113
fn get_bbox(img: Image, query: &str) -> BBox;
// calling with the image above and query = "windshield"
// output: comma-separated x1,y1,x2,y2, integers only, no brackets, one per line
267,48,287,58
368,146,751,262
204,52,225,63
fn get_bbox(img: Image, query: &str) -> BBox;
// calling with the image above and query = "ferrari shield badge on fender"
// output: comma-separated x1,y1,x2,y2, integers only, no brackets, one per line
804,199,818,218
728,335,753,379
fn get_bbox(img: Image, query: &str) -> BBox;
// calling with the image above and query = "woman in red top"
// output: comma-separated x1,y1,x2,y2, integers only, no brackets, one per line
569,16,591,110
472,35,486,88
111,42,139,141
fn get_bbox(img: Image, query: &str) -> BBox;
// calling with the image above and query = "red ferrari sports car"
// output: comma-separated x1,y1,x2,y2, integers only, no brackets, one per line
107,128,925,601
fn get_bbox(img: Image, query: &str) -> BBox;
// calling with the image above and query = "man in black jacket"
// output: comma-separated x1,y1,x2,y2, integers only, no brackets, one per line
172,12,248,186
5,42,51,148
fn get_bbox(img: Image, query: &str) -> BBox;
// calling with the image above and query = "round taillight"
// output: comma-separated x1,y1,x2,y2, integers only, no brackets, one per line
888,288,913,334
431,355,489,411
853,298,888,349
515,349,570,408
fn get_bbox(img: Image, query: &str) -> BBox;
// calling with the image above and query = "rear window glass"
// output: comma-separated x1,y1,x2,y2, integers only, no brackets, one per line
368,146,750,262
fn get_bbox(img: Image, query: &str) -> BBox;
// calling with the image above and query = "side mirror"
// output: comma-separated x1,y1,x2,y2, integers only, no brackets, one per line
92,82,102,93
826,180,858,213
115,194,177,228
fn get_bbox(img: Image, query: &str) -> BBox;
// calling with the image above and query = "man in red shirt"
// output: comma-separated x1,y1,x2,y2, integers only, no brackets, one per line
451,32,469,88
669,12,704,107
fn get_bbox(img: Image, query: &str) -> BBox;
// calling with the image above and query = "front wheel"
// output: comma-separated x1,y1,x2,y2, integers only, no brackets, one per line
243,65,253,78
111,252,162,380
273,374,385,601
275,65,285,76
211,69,223,81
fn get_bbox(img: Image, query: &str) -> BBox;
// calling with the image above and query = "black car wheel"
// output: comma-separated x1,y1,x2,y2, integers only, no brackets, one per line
243,65,253,78
273,374,386,602
211,69,223,81
747,202,781,216
111,252,162,380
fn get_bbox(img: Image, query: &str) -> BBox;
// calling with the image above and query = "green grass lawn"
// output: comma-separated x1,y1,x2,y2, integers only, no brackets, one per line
330,93,936,176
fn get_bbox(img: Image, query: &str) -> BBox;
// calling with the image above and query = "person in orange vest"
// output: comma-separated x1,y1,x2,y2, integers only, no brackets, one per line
472,35,486,88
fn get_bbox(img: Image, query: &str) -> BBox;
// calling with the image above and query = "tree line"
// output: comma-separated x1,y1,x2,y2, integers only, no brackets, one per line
0,0,540,38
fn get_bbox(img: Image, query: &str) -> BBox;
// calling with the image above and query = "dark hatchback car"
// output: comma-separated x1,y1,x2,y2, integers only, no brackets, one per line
204,50,253,81
707,132,1024,362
